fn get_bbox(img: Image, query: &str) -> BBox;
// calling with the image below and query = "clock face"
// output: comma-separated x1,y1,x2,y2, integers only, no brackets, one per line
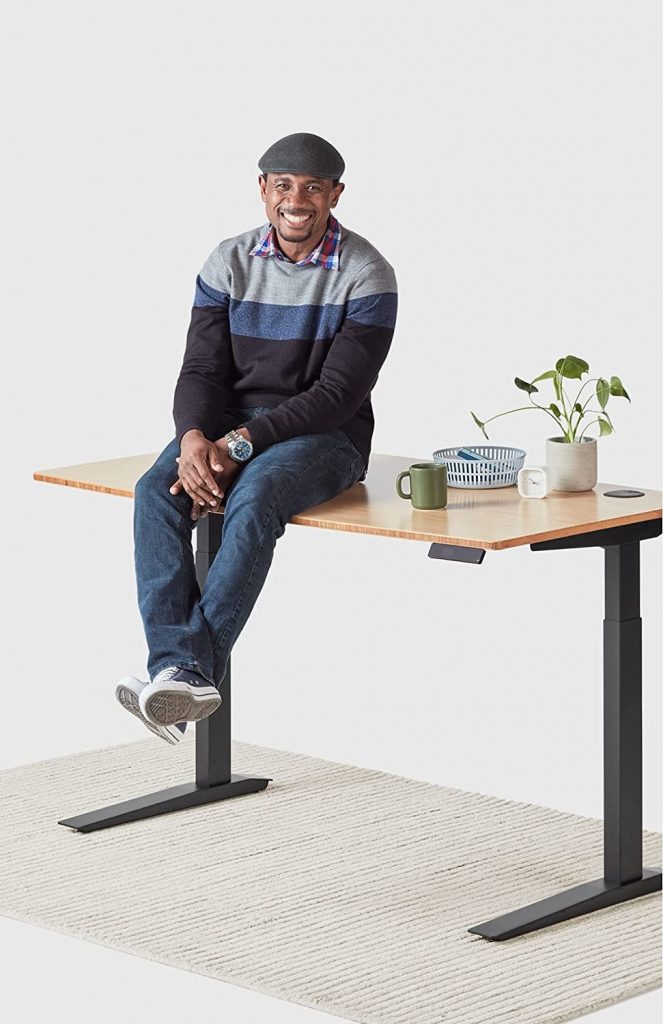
520,469,547,496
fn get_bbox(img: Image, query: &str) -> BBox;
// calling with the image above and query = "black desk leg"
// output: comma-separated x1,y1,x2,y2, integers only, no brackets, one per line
469,518,662,939
59,511,271,833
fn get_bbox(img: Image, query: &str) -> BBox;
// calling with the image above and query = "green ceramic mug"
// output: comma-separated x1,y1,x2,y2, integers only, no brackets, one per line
396,462,447,509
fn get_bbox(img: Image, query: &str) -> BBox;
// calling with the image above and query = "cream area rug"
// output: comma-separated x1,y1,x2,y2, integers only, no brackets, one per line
0,735,660,1024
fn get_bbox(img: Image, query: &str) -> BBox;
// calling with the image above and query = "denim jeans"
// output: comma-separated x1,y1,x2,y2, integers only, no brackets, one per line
133,406,366,691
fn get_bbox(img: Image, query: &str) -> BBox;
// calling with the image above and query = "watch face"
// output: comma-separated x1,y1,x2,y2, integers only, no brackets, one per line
232,438,253,461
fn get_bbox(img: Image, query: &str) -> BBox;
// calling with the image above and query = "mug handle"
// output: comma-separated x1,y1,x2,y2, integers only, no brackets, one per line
396,471,411,499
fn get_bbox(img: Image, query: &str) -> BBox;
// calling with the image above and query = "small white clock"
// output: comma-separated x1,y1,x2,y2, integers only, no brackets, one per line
517,466,550,498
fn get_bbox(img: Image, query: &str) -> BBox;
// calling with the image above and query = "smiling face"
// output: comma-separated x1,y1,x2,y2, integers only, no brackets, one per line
258,172,345,261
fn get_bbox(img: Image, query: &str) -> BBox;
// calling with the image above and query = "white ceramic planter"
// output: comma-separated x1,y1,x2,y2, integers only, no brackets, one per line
545,436,597,491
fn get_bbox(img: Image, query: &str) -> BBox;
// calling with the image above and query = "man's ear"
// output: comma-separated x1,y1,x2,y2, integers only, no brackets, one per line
258,174,267,203
330,181,345,208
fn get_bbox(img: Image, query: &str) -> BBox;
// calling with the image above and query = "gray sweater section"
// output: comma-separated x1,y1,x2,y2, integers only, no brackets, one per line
202,222,397,307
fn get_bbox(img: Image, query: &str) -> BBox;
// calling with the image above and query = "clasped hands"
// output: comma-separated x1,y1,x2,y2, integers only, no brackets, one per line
169,431,242,521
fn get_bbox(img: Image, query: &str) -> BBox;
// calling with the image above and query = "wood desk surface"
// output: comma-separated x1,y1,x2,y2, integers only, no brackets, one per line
34,452,662,551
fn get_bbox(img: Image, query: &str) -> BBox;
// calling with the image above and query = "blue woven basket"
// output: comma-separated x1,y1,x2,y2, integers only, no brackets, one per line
432,445,526,488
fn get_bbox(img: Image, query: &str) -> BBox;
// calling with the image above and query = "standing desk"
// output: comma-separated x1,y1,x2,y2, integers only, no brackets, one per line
33,451,662,940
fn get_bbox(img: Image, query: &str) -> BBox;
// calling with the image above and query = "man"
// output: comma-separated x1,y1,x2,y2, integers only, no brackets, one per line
116,132,398,744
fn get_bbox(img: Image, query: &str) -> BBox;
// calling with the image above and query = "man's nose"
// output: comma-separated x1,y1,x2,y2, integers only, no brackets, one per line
290,186,312,206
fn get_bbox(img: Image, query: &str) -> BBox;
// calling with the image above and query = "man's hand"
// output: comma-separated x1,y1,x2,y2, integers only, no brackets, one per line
170,431,232,520
169,428,249,520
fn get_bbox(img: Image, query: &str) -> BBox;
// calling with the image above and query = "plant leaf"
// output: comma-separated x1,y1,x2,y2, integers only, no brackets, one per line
573,402,583,414
598,416,613,436
531,369,558,384
515,377,539,394
596,378,610,409
550,403,562,418
470,411,490,439
555,355,589,379
610,376,631,401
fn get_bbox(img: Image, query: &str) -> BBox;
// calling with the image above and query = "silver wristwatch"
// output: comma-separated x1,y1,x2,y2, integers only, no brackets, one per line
224,427,254,464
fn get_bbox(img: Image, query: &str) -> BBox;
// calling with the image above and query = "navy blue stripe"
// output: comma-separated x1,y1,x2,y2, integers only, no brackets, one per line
194,275,230,307
229,299,345,341
346,292,398,329
224,292,396,340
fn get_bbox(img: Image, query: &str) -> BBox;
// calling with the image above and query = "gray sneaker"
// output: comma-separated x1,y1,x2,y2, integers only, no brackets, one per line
139,666,222,726
116,676,187,744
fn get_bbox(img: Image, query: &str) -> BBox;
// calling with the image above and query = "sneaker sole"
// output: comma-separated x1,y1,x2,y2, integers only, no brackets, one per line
142,688,222,726
115,684,182,745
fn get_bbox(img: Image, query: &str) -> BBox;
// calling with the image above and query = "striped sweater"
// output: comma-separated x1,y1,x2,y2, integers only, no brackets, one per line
172,217,398,481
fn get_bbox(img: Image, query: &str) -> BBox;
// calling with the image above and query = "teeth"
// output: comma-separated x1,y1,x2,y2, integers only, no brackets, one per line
282,212,312,223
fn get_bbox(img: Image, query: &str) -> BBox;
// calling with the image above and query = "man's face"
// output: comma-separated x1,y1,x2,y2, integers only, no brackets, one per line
259,172,345,246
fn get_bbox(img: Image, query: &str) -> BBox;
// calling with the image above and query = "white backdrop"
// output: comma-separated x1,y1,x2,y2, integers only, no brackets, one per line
2,2,661,1021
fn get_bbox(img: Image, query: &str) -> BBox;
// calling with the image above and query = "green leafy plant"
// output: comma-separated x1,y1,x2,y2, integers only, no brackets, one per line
471,355,630,443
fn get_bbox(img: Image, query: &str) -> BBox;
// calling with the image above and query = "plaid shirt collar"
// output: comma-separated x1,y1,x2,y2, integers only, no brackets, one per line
249,213,341,270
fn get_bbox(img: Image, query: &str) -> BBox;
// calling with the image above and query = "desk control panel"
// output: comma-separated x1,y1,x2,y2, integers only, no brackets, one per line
428,543,486,564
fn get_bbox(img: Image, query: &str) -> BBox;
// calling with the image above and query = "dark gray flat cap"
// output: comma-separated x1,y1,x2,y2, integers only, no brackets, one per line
259,132,345,180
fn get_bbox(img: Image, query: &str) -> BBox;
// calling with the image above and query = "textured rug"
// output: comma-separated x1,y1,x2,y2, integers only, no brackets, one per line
0,735,660,1024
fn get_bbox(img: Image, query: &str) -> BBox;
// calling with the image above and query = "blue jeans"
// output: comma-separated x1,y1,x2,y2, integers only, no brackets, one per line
133,406,366,689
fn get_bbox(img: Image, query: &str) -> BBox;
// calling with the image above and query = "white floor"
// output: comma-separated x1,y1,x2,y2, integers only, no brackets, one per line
0,915,660,1023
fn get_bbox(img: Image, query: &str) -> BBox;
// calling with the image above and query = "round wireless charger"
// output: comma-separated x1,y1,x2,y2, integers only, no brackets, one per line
602,489,645,498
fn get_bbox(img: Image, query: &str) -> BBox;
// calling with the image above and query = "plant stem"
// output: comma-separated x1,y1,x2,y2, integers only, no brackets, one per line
569,378,603,436
527,394,568,434
480,406,545,427
556,365,575,441
573,377,602,405
578,419,600,442
577,407,613,442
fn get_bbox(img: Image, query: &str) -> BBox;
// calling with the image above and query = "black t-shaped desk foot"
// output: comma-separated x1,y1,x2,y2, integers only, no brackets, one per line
58,511,271,833
58,774,271,833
